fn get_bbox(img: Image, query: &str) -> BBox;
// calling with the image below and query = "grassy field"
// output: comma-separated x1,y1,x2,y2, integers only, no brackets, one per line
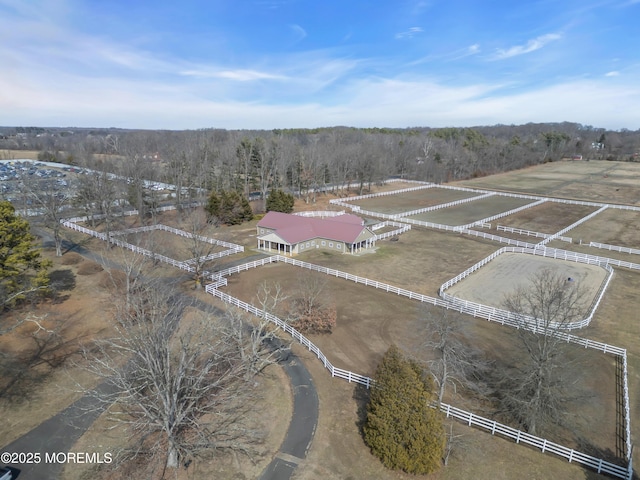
349,187,480,215
408,195,534,226
455,159,640,205
6,161,639,479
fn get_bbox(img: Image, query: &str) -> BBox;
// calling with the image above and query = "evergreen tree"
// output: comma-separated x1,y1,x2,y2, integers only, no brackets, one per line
0,201,50,309
240,195,254,222
266,189,295,213
207,190,253,225
205,190,221,221
364,345,444,474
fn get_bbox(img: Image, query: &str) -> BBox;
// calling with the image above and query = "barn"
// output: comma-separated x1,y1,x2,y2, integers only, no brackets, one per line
256,211,376,255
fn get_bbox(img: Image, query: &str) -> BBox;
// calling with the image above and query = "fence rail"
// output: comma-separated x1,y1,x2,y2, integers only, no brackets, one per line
589,242,640,256
441,403,629,478
61,207,632,478
394,193,495,218
538,206,608,246
204,256,631,479
293,210,345,218
439,246,615,331
497,224,572,243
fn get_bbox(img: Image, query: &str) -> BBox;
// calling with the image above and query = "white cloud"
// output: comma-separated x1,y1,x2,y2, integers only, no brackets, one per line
605,71,620,77
468,44,481,54
493,33,562,60
1,70,639,130
289,24,307,42
180,69,286,81
395,27,424,39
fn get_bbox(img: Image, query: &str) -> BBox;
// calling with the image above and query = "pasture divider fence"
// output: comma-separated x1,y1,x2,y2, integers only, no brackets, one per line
205,254,631,479
393,193,495,218
589,242,640,256
537,206,608,246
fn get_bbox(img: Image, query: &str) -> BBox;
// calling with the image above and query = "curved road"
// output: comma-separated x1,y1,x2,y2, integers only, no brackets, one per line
1,232,318,479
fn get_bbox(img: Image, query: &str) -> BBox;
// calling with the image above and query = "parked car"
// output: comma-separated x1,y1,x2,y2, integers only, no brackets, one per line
0,466,13,480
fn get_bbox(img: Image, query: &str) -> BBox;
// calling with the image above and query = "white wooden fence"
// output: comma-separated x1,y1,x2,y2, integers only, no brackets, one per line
61,210,633,478
459,199,547,230
371,221,412,241
590,242,640,256
439,246,615,330
537,206,608,247
204,255,632,479
293,210,346,218
497,224,572,243
393,193,495,218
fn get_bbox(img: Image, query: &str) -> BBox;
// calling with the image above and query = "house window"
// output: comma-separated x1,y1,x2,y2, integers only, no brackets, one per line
321,241,326,246
260,229,265,234
329,242,333,248
300,243,304,250
337,244,342,249
306,242,310,248
311,240,316,246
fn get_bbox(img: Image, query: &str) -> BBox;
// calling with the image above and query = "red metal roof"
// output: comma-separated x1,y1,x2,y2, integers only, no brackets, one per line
258,212,370,244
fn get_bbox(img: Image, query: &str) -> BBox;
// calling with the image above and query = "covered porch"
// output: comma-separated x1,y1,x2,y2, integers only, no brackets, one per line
257,232,294,256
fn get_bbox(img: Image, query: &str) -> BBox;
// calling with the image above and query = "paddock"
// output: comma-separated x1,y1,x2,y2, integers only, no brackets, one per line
445,252,609,310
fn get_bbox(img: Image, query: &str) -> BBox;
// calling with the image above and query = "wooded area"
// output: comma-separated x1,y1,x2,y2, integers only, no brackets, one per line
1,123,639,202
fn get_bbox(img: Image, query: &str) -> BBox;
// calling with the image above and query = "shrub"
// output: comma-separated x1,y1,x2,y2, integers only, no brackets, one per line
364,345,445,474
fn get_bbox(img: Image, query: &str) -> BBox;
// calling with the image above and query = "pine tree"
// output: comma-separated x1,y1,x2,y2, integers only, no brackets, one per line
364,345,444,474
205,190,221,221
0,201,50,309
266,189,295,213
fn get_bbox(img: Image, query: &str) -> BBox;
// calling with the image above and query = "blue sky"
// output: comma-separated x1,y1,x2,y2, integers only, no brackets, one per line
1,0,639,130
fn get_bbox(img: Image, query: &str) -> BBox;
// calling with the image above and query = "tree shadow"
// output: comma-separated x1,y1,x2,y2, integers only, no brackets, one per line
49,268,76,304
352,383,371,435
574,437,632,480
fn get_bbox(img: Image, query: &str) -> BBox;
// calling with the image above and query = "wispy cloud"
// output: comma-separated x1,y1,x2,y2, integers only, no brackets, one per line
605,71,620,76
289,24,307,42
180,69,286,81
493,33,562,60
395,27,423,39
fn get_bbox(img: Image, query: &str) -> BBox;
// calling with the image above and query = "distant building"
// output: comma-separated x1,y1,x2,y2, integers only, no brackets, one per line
256,211,376,255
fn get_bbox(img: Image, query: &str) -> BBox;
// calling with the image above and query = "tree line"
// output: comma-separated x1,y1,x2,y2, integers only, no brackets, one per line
2,123,639,205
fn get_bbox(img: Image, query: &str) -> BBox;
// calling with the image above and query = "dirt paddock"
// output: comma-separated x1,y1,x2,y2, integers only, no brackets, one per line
445,252,609,311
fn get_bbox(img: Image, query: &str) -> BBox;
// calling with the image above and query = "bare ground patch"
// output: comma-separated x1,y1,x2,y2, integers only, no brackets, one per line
445,252,608,310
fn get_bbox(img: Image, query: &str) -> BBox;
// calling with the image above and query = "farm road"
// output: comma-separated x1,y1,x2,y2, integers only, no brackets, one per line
3,229,318,479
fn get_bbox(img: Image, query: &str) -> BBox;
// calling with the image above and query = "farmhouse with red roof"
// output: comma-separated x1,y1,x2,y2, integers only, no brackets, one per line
256,211,376,255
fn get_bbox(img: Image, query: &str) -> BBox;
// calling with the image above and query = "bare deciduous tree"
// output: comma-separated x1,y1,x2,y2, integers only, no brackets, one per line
290,271,337,334
82,280,265,473
499,268,589,435
180,210,219,289
418,308,490,406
